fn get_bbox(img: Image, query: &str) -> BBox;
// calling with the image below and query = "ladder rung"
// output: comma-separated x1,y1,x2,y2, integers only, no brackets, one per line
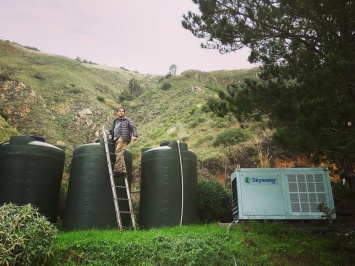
119,211,132,214
114,186,127,189
116,198,129,201
114,196,128,200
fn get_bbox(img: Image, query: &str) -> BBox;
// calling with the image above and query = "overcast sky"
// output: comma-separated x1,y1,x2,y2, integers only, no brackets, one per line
1,0,257,75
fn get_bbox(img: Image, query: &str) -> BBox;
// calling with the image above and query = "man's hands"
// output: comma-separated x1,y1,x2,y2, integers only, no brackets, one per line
132,136,138,141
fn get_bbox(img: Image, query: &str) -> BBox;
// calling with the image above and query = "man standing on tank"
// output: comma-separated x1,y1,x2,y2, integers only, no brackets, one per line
111,107,138,176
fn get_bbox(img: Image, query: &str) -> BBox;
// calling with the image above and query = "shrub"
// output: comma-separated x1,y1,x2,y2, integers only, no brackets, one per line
197,180,232,223
205,84,221,93
69,88,82,94
0,72,10,82
214,118,229,128
96,95,105,102
23,46,39,51
0,203,57,265
195,135,214,146
161,82,172,90
33,72,45,80
188,117,206,129
118,89,133,102
0,110,9,121
213,127,252,147
206,97,227,117
201,104,211,113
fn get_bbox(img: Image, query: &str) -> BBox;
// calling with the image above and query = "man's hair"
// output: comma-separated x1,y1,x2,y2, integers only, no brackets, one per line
116,107,126,112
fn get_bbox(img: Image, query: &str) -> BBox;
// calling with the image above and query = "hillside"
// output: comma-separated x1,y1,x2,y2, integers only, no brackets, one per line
0,39,287,181
2,39,355,223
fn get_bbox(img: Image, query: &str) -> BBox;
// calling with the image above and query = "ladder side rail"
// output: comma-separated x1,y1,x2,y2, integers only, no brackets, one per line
124,176,136,230
102,126,123,230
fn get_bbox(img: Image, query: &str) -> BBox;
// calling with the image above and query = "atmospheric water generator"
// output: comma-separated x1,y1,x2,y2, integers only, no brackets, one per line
231,166,336,221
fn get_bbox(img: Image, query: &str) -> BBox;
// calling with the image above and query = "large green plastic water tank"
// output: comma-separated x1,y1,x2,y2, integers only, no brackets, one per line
62,138,133,230
0,135,65,222
139,141,198,229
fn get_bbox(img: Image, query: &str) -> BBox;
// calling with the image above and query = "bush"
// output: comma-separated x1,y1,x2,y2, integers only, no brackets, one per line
197,180,232,223
213,127,252,147
118,89,133,102
23,46,39,51
0,72,10,82
69,88,82,94
161,82,172,90
0,110,9,121
96,95,105,102
0,203,57,265
201,104,211,113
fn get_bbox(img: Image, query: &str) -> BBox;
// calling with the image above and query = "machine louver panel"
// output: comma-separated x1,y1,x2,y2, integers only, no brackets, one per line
231,178,239,218
286,173,327,214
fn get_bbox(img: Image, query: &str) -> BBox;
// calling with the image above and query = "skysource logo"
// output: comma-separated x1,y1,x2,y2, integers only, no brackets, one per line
245,177,277,184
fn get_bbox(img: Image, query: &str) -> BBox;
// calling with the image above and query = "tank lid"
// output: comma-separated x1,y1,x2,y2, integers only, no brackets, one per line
160,141,173,146
28,134,46,142
29,141,65,151
143,146,172,153
8,136,65,151
9,135,35,145
168,141,188,151
74,143,101,149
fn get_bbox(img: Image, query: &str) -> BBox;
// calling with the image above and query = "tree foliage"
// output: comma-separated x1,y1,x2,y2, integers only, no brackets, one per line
169,64,177,76
119,78,144,102
128,78,143,97
118,89,134,102
183,0,355,188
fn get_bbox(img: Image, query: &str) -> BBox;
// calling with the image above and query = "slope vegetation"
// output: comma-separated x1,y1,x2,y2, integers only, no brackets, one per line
0,39,268,180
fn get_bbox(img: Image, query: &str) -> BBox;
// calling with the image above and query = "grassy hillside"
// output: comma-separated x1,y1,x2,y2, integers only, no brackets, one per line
0,39,268,180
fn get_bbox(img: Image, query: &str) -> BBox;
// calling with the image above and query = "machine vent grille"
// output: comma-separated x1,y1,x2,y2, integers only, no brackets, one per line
287,173,327,213
231,178,239,217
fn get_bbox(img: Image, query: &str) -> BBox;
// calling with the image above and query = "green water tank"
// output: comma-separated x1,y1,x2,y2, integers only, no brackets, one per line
0,135,65,222
62,138,133,230
139,141,198,229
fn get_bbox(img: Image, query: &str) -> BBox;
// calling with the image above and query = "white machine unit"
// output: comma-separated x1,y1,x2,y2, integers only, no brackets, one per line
231,167,336,220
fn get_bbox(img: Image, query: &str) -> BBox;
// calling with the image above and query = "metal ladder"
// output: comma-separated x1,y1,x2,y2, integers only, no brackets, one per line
102,126,136,230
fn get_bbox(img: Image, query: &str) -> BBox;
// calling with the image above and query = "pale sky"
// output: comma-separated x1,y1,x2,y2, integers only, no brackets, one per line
0,0,256,75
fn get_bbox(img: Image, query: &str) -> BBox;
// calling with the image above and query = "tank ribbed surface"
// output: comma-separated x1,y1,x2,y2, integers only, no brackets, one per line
0,136,65,222
139,141,198,229
63,138,133,230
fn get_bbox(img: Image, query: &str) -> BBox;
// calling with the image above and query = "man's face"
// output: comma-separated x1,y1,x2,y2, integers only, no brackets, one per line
117,108,125,118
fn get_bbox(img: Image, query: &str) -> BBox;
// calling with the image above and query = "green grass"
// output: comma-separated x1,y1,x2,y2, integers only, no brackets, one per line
49,223,354,266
